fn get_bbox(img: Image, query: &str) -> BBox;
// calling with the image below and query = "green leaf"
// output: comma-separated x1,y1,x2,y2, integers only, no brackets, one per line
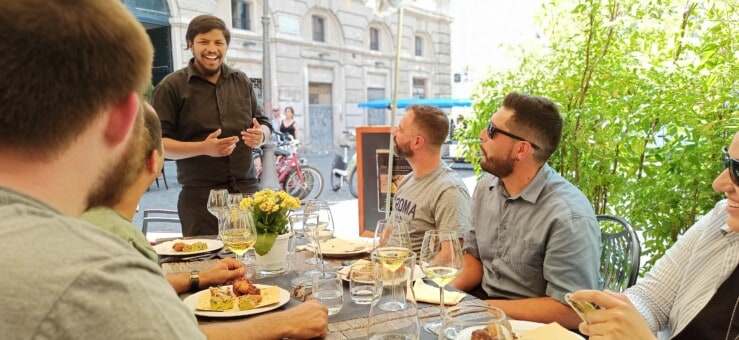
254,232,278,256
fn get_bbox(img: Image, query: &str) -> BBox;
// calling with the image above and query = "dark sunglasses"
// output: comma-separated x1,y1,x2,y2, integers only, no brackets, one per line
722,148,739,186
487,121,540,150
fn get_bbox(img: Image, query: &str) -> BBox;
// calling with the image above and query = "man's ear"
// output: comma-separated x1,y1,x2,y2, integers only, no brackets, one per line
145,150,160,175
105,92,139,146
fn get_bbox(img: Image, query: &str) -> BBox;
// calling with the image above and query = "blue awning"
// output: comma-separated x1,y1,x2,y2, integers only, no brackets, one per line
357,98,472,109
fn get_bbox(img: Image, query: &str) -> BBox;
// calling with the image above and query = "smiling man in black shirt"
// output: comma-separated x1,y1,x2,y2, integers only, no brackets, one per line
152,15,271,236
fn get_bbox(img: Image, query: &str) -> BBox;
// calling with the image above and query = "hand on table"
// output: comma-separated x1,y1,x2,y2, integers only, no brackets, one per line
277,300,328,339
199,258,247,287
202,129,239,157
570,290,656,340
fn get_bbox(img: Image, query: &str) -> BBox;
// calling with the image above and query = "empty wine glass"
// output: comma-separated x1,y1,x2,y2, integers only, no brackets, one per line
303,200,334,265
207,189,229,235
419,230,464,335
227,193,244,211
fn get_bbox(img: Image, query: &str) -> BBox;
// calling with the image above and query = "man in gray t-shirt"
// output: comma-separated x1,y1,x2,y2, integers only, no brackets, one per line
390,105,472,253
450,93,600,330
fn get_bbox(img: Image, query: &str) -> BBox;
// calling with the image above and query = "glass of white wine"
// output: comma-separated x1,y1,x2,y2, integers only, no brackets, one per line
219,209,257,270
419,230,464,335
373,217,411,311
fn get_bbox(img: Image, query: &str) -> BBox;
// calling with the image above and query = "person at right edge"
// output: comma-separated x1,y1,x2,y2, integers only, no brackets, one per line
450,92,601,329
151,15,271,237
570,131,739,340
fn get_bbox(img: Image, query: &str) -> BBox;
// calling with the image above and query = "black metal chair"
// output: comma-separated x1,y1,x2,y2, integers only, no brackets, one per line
597,215,641,292
141,209,180,235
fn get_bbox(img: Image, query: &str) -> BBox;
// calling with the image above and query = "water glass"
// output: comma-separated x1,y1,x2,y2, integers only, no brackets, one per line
311,271,343,316
349,263,374,305
442,304,512,340
368,250,419,339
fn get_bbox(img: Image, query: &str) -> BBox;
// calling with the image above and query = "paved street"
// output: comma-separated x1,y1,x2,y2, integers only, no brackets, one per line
136,150,476,241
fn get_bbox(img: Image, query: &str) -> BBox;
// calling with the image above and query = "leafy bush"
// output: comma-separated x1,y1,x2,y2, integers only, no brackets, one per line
459,0,738,272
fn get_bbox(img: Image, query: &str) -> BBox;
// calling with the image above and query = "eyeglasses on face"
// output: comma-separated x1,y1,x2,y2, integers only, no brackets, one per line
487,121,540,150
722,148,739,186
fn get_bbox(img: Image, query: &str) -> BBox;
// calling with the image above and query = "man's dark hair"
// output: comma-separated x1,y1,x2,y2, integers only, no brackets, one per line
142,103,163,160
503,92,562,163
186,15,230,47
0,0,152,160
407,105,449,147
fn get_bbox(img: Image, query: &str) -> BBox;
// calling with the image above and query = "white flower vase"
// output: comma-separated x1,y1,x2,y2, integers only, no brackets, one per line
255,232,291,276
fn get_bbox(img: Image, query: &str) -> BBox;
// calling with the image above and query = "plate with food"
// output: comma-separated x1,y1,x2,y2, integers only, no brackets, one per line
452,320,584,339
305,238,373,256
153,239,224,256
182,278,290,318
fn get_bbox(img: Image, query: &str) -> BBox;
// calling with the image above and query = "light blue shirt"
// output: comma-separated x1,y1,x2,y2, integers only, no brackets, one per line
464,164,601,304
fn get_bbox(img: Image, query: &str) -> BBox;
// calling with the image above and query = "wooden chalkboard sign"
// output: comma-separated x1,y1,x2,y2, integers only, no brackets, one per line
356,126,411,237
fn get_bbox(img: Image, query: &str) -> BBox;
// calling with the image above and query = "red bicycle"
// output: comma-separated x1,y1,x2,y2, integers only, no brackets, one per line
253,134,324,200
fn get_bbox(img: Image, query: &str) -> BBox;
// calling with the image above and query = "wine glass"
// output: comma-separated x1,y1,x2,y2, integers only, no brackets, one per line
419,230,464,335
442,304,512,340
226,193,244,211
373,217,411,311
303,200,334,265
219,209,257,271
373,217,410,249
288,213,320,287
207,189,229,235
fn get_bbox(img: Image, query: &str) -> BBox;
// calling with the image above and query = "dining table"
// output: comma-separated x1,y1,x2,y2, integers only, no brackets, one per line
159,239,479,340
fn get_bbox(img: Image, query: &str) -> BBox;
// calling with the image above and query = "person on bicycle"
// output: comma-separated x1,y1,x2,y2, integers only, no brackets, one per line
151,15,271,237
390,105,473,252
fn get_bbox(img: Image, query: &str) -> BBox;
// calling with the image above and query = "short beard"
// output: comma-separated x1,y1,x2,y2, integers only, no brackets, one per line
480,150,515,179
86,118,146,210
393,138,414,159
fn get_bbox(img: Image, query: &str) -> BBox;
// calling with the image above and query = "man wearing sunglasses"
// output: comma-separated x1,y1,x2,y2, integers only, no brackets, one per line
450,92,600,329
570,133,739,340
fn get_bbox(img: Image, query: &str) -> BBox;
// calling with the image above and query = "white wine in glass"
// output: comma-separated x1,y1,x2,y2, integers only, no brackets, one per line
220,210,257,266
376,246,410,272
419,230,463,335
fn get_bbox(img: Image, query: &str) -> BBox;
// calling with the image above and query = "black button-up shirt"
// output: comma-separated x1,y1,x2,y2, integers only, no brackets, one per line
152,59,271,187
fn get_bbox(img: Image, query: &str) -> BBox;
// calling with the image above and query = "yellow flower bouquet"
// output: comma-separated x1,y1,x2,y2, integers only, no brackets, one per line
239,189,301,255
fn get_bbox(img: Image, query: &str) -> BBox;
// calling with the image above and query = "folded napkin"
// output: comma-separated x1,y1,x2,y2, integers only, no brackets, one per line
410,279,465,306
518,322,581,340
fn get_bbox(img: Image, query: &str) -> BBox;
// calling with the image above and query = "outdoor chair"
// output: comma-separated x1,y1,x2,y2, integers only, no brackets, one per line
141,209,180,235
597,215,641,292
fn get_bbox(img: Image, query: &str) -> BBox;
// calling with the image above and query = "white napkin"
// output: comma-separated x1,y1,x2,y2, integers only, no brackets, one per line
518,322,581,340
410,279,465,306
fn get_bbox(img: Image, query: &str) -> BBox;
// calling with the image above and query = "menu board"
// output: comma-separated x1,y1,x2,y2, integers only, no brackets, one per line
356,126,411,237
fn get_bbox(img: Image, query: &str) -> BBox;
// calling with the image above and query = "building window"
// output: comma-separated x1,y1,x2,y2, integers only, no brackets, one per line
312,15,325,42
369,27,379,51
414,36,423,56
232,0,251,30
412,78,426,99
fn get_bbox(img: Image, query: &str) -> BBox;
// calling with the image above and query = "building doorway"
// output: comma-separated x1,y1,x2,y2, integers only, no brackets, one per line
122,0,173,86
308,83,333,152
366,87,386,126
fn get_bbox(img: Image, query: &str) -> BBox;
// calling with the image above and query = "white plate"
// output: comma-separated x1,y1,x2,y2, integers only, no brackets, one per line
305,238,373,256
153,239,224,256
182,284,290,318
452,320,583,339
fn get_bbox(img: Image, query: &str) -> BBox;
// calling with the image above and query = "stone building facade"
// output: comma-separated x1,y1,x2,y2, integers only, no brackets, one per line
124,0,452,150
